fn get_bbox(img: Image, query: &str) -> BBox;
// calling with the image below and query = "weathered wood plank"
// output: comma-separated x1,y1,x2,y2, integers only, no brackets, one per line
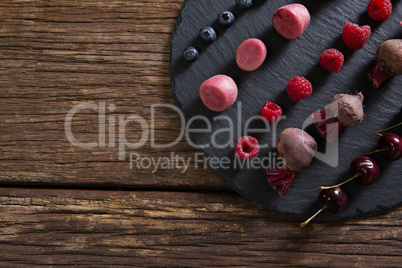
0,0,228,189
1,1,400,266
0,188,400,267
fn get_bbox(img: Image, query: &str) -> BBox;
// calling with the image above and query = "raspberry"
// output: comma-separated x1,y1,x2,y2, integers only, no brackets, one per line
367,0,392,21
319,49,344,73
342,23,371,50
286,76,312,102
261,102,282,123
235,136,260,160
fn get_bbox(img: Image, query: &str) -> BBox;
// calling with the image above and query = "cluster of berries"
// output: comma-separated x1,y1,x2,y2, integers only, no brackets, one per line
287,0,394,127
301,121,401,227
320,0,393,73
265,0,394,117
183,0,253,62
198,0,396,191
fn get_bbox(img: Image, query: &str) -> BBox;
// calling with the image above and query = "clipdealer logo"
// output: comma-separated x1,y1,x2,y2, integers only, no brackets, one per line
64,101,339,172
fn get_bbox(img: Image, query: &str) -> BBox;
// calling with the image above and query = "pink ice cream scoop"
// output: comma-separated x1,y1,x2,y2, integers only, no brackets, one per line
272,4,311,40
199,74,238,112
236,38,267,72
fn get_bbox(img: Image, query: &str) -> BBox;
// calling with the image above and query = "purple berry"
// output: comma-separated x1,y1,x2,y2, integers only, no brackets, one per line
183,46,199,62
236,0,253,10
199,26,216,43
218,11,235,27
301,187,348,227
378,133,402,161
319,156,380,190
350,156,380,186
319,187,348,213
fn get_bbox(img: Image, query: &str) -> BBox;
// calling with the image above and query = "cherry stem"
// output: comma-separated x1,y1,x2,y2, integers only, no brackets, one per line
318,173,360,191
376,122,402,137
300,204,328,228
367,148,386,155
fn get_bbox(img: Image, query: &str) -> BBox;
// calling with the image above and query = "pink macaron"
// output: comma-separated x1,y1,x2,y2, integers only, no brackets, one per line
199,75,238,112
272,4,311,40
236,38,267,72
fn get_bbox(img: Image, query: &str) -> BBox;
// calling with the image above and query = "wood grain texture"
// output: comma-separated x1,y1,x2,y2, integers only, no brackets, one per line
0,1,401,266
0,188,401,267
0,0,227,189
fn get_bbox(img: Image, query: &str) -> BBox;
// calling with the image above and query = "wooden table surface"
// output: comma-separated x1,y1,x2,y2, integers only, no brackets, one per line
0,0,401,266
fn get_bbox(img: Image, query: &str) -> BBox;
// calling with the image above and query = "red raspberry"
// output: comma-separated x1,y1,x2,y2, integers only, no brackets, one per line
367,0,392,21
235,136,260,160
343,23,371,50
319,49,344,73
261,102,282,123
286,76,312,102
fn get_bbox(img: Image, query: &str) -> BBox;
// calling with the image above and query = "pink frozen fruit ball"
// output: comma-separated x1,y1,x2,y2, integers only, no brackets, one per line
199,75,238,112
236,38,267,72
272,4,310,40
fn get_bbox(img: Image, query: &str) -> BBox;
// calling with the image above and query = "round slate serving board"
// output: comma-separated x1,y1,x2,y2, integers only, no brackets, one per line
170,0,402,221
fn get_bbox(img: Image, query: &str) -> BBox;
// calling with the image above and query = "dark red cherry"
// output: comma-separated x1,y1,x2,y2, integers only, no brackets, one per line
319,187,348,213
350,156,380,186
378,133,402,161
319,156,380,190
301,187,348,227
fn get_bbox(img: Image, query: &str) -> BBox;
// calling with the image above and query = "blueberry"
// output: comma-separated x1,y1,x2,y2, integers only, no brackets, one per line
236,0,252,10
199,26,217,43
183,46,199,62
218,11,235,27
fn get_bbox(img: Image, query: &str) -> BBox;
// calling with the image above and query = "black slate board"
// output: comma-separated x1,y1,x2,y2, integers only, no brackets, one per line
170,0,402,221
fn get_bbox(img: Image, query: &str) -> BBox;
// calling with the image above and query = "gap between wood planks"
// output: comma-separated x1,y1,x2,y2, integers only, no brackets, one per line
0,184,234,193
